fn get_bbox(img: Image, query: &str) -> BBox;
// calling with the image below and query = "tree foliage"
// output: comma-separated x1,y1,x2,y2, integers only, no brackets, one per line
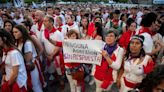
24,0,40,3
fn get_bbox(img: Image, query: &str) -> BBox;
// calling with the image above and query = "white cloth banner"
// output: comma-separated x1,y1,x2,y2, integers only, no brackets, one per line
14,0,24,7
63,40,104,65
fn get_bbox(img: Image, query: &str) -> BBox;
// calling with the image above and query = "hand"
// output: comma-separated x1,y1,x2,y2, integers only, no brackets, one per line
102,50,109,58
44,29,50,40
155,43,162,52
116,78,121,89
155,40,164,47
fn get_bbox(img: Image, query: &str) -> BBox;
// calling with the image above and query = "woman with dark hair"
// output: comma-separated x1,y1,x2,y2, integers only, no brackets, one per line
117,35,155,92
119,21,137,49
0,29,27,92
137,64,164,92
4,19,16,34
21,21,44,60
79,17,89,39
12,25,43,92
87,22,104,40
94,29,124,92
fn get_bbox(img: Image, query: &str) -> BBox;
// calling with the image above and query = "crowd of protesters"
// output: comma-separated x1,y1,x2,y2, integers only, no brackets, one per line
0,4,164,92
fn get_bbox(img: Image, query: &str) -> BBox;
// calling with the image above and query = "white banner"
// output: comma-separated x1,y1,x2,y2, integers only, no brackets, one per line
153,0,164,4
63,40,104,65
14,0,24,7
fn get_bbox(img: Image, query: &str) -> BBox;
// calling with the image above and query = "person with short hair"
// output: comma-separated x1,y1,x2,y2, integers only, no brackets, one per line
94,29,124,92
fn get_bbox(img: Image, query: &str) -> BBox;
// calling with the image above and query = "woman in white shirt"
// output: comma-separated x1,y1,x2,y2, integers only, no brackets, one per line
117,35,155,92
12,25,43,92
0,29,27,92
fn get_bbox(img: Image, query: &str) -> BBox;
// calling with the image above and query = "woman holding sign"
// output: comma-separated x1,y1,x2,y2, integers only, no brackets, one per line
44,29,85,92
64,30,85,92
94,29,124,92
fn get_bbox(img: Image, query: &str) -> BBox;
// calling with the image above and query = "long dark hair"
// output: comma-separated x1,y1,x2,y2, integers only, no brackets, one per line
95,22,104,41
137,64,164,92
0,28,16,48
4,20,16,32
14,25,32,44
80,16,89,29
125,35,145,60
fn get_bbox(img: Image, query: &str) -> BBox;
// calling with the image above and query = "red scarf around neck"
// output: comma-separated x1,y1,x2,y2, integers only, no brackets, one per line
67,22,74,26
138,27,155,36
38,21,43,31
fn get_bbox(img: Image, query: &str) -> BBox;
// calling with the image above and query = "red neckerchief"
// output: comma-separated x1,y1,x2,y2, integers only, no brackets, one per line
138,27,155,36
3,48,14,55
49,27,56,34
67,22,74,26
112,19,119,26
38,21,43,31
55,14,60,16
132,15,137,20
57,24,63,32
29,31,37,37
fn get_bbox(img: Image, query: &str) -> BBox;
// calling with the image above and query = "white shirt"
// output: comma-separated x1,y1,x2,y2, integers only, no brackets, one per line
64,22,79,34
31,23,45,42
42,30,63,55
124,55,151,83
13,17,24,25
141,33,154,53
18,40,37,59
2,49,27,88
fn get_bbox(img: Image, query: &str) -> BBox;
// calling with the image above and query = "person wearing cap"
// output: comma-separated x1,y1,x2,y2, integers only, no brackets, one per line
117,35,155,92
94,29,124,92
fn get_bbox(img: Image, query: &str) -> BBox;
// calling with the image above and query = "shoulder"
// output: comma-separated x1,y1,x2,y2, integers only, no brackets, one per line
24,40,32,46
10,49,22,58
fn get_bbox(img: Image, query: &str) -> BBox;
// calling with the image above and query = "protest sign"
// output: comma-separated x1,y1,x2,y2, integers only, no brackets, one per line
63,40,104,65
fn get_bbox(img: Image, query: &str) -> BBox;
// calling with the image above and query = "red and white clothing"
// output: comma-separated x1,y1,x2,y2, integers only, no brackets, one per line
119,30,136,49
94,45,124,91
42,27,64,75
56,24,68,38
120,55,154,91
65,63,84,92
136,27,154,53
129,14,138,22
31,21,45,41
2,49,27,91
64,22,79,34
105,19,126,31
53,14,66,26
18,40,43,92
